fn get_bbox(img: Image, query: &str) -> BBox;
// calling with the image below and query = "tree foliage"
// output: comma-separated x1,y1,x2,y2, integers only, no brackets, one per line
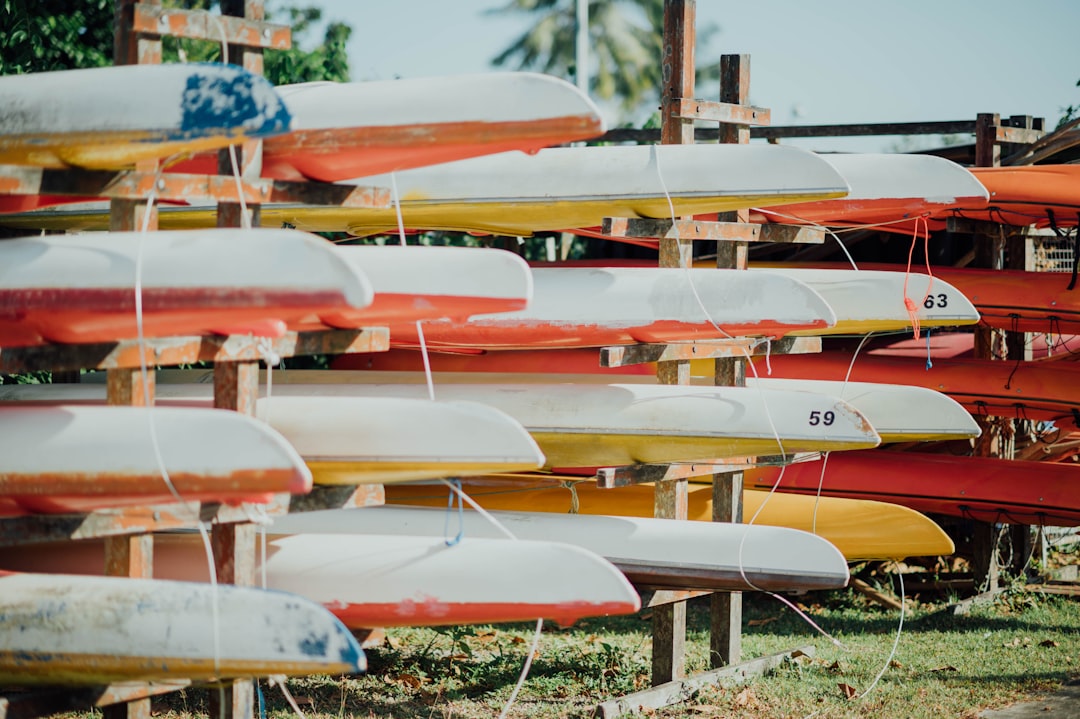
0,0,351,84
487,0,719,117
0,0,114,74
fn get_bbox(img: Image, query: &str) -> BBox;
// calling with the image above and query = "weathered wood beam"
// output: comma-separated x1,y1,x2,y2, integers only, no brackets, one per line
600,336,821,367
671,98,770,126
0,328,389,374
132,4,290,48
600,217,824,244
595,646,815,719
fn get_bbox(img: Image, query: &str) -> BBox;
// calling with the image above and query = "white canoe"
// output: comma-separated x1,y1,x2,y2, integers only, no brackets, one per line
756,267,980,335
264,73,606,181
752,152,990,227
270,505,851,593
187,382,881,467
320,244,534,328
0,387,546,485
0,404,311,517
0,228,374,346
387,267,836,349
0,63,291,170
1,534,641,629
0,571,364,686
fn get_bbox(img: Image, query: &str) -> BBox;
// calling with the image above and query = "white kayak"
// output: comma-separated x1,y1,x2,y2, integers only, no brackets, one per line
0,404,311,517
387,266,836,349
270,505,851,593
263,72,606,181
1,534,641,629
142,381,882,467
0,62,291,170
0,228,374,346
0,570,364,686
756,267,980,335
321,244,534,328
0,387,546,485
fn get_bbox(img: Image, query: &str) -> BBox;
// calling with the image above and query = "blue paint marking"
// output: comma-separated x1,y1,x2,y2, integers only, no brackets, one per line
179,64,291,139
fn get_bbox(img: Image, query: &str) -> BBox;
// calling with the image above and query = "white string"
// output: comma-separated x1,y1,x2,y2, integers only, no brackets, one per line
133,165,223,679
435,478,543,717
268,675,309,719
854,570,905,700
650,147,849,646
750,207,863,271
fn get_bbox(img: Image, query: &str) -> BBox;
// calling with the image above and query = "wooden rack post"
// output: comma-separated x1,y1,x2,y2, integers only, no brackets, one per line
967,113,1038,591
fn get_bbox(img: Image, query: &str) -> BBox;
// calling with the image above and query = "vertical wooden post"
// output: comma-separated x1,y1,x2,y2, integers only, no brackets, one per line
651,0,696,686
710,53,750,669
216,0,264,229
970,112,1017,592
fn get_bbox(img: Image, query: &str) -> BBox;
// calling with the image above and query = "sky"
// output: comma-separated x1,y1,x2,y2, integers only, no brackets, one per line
297,0,1078,153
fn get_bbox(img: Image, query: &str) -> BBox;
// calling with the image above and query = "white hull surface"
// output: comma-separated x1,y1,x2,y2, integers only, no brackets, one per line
758,268,980,334
391,267,836,349
753,153,989,225
0,63,290,169
270,505,851,593
265,72,605,181
1,535,641,629
323,245,533,328
146,382,882,467
0,388,546,485
0,404,311,516
0,228,373,346
0,571,363,686
251,143,850,236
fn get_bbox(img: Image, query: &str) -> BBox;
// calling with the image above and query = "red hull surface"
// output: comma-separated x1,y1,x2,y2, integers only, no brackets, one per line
746,449,1080,526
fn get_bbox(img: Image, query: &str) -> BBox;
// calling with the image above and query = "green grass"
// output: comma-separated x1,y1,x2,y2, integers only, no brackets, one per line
144,584,1080,719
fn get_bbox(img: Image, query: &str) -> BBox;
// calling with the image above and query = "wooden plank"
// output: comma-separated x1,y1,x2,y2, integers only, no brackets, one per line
0,681,191,719
600,217,823,244
288,484,385,513
0,166,391,208
0,496,289,546
132,4,291,49
595,645,815,719
213,361,259,415
975,112,1002,168
995,125,1045,144
594,120,983,144
600,336,821,367
106,368,155,407
596,456,794,488
671,98,770,126
850,577,904,610
645,589,711,607
0,328,390,374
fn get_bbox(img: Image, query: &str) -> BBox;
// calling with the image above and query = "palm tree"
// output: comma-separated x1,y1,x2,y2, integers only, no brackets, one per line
487,0,718,118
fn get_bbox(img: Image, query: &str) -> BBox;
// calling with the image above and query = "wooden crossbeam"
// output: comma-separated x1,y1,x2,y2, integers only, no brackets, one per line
601,217,823,244
596,454,800,488
132,4,290,49
671,98,770,126
600,336,821,367
0,496,289,546
595,646,815,719
0,166,390,209
0,681,192,719
0,328,389,374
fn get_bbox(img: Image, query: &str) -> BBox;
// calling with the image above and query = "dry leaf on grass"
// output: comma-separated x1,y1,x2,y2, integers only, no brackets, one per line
930,665,958,673
748,616,779,627
827,661,844,674
838,683,858,700
395,674,425,689
733,687,761,709
889,660,903,668
1040,639,1060,647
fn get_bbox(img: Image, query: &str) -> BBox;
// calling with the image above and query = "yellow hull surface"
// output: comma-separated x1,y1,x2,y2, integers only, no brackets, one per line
308,459,551,485
385,477,954,561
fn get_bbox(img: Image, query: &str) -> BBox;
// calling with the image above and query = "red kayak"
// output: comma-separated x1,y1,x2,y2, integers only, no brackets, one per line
746,449,1080,527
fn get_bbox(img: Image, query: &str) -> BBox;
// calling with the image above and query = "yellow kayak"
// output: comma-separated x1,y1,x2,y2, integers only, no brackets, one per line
385,475,954,562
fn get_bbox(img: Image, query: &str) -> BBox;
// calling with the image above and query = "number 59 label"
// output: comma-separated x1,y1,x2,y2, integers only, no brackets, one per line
809,410,835,426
